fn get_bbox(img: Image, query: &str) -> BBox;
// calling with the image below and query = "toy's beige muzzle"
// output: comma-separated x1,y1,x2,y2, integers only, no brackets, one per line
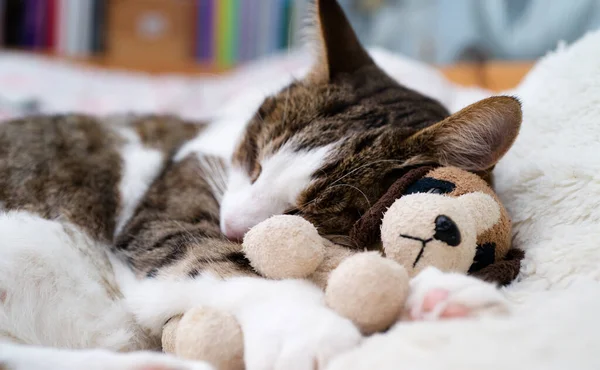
381,192,501,277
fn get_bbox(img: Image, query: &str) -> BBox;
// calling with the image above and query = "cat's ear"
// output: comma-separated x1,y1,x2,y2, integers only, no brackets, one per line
421,96,522,171
306,0,375,83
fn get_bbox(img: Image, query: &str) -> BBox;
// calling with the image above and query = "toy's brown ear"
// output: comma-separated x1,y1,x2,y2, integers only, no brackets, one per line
470,248,525,286
306,0,375,83
420,96,522,171
350,166,434,249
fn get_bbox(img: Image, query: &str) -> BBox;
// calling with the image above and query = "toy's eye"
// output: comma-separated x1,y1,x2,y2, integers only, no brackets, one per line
405,177,456,195
427,188,444,194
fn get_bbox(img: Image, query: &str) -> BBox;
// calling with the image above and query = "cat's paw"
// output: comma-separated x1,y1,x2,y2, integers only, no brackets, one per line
236,280,362,370
406,267,510,321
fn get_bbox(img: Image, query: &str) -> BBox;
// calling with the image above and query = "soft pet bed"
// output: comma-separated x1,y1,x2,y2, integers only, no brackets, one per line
0,29,599,370
328,31,600,370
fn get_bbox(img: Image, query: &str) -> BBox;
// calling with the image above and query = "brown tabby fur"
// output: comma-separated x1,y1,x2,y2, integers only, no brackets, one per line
0,115,201,243
114,154,254,279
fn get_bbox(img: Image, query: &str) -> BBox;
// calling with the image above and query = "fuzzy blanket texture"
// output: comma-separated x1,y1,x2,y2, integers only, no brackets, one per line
0,29,599,369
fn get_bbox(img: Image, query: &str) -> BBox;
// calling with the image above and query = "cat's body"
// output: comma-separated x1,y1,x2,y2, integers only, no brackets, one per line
0,1,522,369
0,113,363,369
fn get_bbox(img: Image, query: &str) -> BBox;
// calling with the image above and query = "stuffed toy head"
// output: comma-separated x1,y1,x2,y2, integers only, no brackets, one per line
351,166,522,285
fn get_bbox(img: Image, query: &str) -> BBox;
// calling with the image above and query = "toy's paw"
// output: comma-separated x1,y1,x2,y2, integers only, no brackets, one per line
406,267,510,321
238,281,362,370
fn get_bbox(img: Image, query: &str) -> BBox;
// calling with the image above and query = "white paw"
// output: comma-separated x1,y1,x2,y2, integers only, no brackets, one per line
235,280,362,370
406,267,510,321
122,274,361,370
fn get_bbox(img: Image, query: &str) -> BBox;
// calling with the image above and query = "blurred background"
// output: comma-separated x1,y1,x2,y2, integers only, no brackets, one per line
2,0,600,70
0,0,599,119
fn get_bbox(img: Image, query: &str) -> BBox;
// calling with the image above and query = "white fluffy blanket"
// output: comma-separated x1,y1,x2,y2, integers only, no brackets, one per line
329,32,600,370
1,30,599,370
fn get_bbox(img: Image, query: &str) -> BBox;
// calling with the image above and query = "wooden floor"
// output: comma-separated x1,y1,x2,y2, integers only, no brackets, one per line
11,51,534,91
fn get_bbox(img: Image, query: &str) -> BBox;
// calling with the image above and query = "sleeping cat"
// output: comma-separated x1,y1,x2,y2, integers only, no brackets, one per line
0,0,521,369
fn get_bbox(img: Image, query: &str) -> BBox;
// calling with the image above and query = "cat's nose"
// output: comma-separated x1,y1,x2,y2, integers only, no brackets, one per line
433,215,461,246
222,219,248,241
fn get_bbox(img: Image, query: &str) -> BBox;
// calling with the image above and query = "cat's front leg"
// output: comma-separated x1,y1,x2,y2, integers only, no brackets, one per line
126,275,362,370
234,279,362,370
0,342,213,370
406,267,510,321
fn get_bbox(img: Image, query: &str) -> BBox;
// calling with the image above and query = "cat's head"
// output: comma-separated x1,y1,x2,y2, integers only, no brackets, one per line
220,0,521,241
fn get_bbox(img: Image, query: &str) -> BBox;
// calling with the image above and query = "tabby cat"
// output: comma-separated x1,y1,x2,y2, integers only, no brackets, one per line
0,1,521,369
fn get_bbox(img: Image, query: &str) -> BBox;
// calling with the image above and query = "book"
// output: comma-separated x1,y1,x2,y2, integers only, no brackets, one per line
77,0,93,55
55,0,69,54
216,0,236,68
46,0,57,49
21,0,36,48
0,0,4,45
230,0,239,64
238,0,250,62
4,0,24,47
257,0,273,58
34,0,47,48
1,0,296,66
196,0,214,62
91,0,106,53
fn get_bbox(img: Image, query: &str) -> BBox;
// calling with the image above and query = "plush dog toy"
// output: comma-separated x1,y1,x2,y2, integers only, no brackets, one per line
162,166,524,369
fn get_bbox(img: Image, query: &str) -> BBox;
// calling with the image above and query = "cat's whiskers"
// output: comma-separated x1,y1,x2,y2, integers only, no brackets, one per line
195,156,228,203
327,183,372,209
322,234,358,248
330,159,407,186
295,160,405,211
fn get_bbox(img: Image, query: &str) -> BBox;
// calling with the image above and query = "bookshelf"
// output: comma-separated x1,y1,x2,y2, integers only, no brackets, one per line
0,0,304,74
0,0,533,88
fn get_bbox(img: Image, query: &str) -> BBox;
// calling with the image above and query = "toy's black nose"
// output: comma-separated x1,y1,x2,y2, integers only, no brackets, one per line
434,215,461,246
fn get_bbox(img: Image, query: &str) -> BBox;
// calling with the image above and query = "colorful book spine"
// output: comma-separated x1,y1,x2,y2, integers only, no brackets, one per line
230,0,240,64
215,0,227,67
257,0,272,58
2,0,303,65
34,0,47,48
0,0,4,45
238,0,251,62
216,0,238,68
55,0,68,54
46,0,56,49
196,0,213,62
78,0,93,55
21,0,36,48
91,0,106,53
